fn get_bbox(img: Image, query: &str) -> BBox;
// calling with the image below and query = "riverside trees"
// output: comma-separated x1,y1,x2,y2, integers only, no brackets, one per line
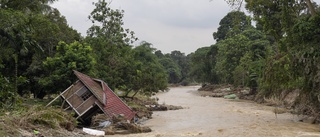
85,0,167,97
0,0,80,106
190,0,320,114
190,11,270,89
0,0,170,108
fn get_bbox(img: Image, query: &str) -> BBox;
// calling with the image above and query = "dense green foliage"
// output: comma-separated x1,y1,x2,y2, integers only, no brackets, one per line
85,0,137,91
155,50,191,85
39,41,95,96
190,0,320,113
158,56,182,84
190,11,270,92
213,11,250,42
2,0,320,116
189,47,218,84
128,42,168,97
191,1,320,102
0,0,174,108
0,0,81,104
288,13,320,106
84,0,167,97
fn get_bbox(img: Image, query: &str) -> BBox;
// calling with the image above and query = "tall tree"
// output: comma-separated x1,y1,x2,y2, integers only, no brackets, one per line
305,0,317,16
0,0,81,101
87,0,137,44
24,9,81,97
128,41,168,97
223,0,316,16
189,46,218,84
159,58,182,84
169,50,190,83
242,0,316,96
85,0,137,90
39,41,95,98
288,13,320,106
0,0,57,13
158,57,182,84
213,11,250,42
0,9,41,105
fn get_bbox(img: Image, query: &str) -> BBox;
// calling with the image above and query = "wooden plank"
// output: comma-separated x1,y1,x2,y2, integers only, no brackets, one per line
46,94,61,107
64,106,71,110
64,98,81,115
67,94,82,108
46,85,73,107
76,96,96,114
76,105,94,119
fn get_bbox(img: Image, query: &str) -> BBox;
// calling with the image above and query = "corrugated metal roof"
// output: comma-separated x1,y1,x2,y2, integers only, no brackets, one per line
101,81,136,120
73,70,136,120
73,70,106,105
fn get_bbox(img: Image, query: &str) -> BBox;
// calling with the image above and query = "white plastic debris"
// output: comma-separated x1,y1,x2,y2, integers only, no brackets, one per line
83,127,105,136
99,121,112,128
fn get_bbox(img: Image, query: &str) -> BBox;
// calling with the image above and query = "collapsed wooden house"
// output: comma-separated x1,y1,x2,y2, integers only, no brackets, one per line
47,70,136,123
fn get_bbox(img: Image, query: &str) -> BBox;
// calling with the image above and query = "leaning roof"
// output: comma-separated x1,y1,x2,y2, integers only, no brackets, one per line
73,70,106,105
100,80,136,120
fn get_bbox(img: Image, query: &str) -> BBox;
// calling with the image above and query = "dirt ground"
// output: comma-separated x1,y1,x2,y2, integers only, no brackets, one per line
112,86,320,137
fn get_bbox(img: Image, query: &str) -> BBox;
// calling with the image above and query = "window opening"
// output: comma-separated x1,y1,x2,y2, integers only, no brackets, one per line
76,86,93,101
81,91,93,101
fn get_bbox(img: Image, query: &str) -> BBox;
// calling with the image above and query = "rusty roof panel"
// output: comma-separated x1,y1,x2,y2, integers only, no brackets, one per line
73,70,135,120
102,82,136,120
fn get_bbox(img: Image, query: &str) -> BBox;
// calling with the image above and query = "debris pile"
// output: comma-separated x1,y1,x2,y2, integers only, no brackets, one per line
19,106,76,131
198,84,252,99
145,104,183,111
198,84,234,97
125,97,183,119
87,114,151,135
0,106,83,137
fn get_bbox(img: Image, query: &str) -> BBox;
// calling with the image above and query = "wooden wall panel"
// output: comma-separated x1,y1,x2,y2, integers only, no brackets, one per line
62,81,84,98
67,94,82,108
76,96,96,114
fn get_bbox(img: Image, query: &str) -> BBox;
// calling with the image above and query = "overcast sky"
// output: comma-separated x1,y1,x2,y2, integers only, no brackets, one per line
50,0,319,54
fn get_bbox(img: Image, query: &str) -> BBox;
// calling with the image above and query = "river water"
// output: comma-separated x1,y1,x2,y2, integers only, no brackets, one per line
114,86,320,137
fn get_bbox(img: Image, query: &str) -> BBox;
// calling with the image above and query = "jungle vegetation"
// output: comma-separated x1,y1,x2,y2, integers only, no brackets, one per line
1,0,320,116
0,0,189,110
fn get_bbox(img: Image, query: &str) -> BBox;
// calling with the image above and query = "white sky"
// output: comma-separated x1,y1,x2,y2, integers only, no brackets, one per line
51,0,320,54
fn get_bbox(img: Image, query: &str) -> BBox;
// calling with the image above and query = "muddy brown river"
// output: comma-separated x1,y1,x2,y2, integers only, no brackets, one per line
114,86,320,137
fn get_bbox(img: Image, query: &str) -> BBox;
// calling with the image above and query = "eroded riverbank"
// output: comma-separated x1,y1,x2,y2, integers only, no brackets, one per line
113,86,320,137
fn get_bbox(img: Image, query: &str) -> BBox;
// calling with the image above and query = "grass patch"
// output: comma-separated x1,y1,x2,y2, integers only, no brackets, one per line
0,118,20,136
19,105,77,131
0,105,77,136
263,96,284,106
22,98,50,106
